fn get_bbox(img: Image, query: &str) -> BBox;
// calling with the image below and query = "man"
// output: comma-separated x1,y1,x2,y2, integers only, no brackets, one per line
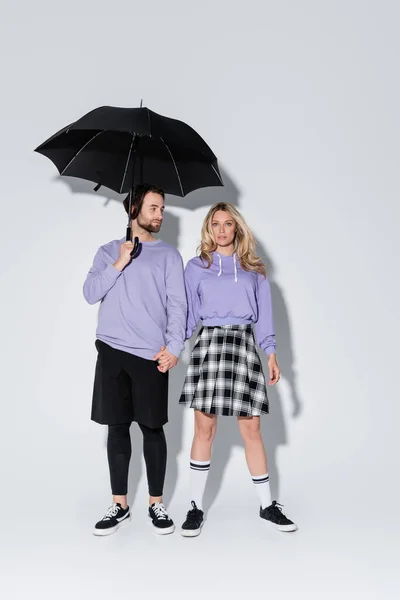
83,184,187,536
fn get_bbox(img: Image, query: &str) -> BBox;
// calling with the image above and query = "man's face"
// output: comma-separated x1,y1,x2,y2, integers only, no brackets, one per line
135,191,165,233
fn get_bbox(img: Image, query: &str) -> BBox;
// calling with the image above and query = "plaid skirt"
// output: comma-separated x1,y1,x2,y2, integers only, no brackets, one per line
179,325,269,416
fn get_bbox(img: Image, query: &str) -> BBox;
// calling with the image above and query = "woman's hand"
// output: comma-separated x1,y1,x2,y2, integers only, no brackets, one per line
267,354,280,385
153,346,178,372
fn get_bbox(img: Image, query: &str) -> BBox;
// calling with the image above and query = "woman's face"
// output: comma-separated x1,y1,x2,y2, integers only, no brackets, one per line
211,210,237,248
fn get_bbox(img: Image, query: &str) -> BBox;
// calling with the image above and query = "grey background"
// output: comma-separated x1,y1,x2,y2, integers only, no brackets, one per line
1,1,399,598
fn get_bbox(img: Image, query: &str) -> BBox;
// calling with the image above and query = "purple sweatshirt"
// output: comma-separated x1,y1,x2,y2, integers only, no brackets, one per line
184,253,276,355
83,238,187,360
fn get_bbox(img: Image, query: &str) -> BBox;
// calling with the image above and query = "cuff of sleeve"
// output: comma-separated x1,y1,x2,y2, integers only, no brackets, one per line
259,334,276,356
264,345,276,356
104,263,122,281
166,342,183,359
185,329,194,341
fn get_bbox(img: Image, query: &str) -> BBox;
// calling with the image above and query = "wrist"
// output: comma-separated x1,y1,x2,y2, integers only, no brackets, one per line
166,344,180,359
113,259,125,272
267,352,277,362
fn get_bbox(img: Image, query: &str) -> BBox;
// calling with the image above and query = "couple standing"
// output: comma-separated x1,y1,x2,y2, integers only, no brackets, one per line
83,184,297,537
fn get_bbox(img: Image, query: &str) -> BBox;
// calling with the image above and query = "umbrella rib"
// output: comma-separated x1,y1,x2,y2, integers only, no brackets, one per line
60,131,105,176
211,163,224,185
160,138,184,196
119,134,136,193
146,108,152,136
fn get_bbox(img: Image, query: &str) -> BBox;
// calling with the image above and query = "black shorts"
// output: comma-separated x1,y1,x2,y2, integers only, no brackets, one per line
91,340,169,428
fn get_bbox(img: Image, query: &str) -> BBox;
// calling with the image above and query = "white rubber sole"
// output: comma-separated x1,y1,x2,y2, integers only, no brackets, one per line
148,517,175,535
262,518,298,532
180,522,204,537
93,515,131,536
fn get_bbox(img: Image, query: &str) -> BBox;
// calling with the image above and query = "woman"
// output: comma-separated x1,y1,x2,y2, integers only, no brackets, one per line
179,203,297,536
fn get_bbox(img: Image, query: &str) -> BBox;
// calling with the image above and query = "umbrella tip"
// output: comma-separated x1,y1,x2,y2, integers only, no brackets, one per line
140,99,143,108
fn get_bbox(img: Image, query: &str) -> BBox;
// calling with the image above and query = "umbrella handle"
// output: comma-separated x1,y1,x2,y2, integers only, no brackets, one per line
126,226,140,258
130,236,140,259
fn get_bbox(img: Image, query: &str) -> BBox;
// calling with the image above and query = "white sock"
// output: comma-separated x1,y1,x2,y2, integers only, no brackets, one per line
190,459,210,510
252,473,272,509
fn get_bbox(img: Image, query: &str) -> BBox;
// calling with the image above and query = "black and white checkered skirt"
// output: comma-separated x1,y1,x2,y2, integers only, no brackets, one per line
179,325,269,417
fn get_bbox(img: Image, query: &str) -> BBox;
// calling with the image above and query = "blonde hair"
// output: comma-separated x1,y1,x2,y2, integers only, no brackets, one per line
198,203,266,277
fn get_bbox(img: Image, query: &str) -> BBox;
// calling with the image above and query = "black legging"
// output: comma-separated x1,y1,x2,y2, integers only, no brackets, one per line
107,423,167,497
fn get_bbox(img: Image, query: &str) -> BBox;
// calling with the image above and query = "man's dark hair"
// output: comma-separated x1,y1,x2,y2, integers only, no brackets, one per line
123,184,165,220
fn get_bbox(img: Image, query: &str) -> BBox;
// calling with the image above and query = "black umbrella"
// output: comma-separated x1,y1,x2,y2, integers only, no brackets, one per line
35,104,224,244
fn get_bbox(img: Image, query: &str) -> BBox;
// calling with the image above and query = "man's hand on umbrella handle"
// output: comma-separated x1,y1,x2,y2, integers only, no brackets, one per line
114,241,134,271
154,346,178,372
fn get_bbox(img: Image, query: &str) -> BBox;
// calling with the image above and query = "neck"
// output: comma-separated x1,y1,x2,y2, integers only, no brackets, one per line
130,221,156,243
216,245,235,256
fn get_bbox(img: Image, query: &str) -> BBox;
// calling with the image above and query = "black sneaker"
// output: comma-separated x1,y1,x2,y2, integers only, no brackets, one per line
93,502,131,536
260,501,298,532
181,501,204,537
148,502,175,535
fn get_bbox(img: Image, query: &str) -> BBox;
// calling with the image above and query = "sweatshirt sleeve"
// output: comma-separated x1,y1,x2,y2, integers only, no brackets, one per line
165,251,188,358
254,274,277,356
83,246,122,305
184,260,201,340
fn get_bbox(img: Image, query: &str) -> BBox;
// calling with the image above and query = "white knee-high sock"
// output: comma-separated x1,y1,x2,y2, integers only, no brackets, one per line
252,473,272,508
190,459,210,510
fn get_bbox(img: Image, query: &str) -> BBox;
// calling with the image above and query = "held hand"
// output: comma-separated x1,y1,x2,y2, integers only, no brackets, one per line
114,241,134,271
153,346,178,372
267,354,280,386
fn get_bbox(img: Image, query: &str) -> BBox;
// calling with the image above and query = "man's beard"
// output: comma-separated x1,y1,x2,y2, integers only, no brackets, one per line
137,215,162,233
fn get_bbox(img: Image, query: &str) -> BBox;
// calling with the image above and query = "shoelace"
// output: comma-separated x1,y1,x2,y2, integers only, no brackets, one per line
103,503,119,521
268,501,290,523
186,501,201,522
152,502,168,520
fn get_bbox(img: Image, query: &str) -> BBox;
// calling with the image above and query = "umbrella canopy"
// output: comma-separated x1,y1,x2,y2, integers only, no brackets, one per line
35,105,224,197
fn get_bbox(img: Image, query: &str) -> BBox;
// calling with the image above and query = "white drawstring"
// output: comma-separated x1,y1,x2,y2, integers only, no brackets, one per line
217,253,222,276
216,253,238,281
